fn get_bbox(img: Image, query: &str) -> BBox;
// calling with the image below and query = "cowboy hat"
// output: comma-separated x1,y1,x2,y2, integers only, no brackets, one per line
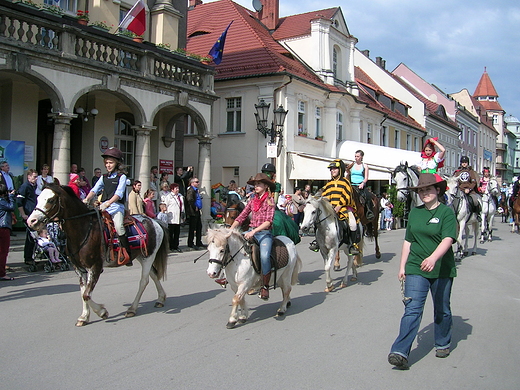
408,173,447,195
247,173,276,192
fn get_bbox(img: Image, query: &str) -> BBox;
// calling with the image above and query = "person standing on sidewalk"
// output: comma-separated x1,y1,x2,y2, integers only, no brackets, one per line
185,177,204,250
388,173,457,369
17,169,38,267
0,184,16,280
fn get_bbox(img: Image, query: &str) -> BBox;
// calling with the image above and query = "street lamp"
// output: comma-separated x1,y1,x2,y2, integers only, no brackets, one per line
254,99,288,156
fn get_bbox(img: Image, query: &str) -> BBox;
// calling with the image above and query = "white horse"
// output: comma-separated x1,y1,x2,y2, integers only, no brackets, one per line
480,178,499,243
300,197,363,292
392,162,422,210
206,228,302,329
446,176,481,260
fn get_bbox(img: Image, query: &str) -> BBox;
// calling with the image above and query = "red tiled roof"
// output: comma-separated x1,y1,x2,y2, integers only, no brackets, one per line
476,100,503,112
471,97,499,134
186,0,328,87
354,67,425,132
272,8,339,40
473,69,498,97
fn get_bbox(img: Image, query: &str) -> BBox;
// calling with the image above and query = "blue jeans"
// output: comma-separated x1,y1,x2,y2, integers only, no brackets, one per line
390,274,453,358
250,229,273,275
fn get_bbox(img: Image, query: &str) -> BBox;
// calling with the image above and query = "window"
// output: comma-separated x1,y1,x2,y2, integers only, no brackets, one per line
45,0,77,13
406,134,411,150
394,129,400,148
367,123,372,144
381,126,387,146
493,115,498,125
114,118,135,178
315,107,322,137
414,137,419,152
226,97,242,132
185,115,197,135
333,48,338,79
336,112,343,141
298,101,306,135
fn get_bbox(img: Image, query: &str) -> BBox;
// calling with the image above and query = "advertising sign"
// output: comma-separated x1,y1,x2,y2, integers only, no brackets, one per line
0,140,26,229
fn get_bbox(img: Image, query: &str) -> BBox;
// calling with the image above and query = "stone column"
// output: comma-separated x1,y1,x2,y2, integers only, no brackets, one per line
133,125,156,189
48,112,76,185
196,135,214,233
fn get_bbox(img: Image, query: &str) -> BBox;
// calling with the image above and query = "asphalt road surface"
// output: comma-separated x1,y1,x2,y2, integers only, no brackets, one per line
1,221,519,389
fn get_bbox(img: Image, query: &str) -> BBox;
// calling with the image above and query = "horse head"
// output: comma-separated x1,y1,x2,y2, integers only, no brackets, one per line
27,185,64,231
206,227,235,279
392,162,419,203
488,179,500,196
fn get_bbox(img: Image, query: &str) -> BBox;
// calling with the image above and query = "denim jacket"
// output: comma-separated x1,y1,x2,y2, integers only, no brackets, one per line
0,194,16,230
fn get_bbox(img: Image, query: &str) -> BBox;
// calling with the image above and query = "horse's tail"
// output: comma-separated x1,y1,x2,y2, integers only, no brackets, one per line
291,254,302,286
153,221,169,281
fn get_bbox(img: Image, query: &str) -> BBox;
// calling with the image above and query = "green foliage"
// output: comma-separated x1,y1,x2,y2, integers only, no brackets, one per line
387,184,406,218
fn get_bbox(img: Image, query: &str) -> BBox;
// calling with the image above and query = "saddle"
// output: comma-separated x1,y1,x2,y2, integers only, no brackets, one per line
249,238,289,275
102,211,149,266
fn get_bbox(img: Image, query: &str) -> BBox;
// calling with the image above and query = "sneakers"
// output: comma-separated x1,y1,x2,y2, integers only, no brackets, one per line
435,348,450,358
388,353,409,370
309,240,319,252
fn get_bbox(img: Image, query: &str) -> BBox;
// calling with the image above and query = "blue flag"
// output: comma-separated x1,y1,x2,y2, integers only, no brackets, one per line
208,21,233,65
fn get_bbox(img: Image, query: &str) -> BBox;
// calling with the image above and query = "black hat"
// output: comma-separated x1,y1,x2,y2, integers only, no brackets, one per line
261,163,276,173
102,147,123,162
460,156,469,164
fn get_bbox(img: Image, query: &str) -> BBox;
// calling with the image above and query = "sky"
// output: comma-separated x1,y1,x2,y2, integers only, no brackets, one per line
206,0,520,118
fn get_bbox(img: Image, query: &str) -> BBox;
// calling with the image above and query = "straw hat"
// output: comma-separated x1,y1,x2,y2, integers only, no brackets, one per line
408,173,447,195
247,173,276,192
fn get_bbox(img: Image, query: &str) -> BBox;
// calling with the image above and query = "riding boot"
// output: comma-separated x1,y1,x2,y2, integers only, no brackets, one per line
260,272,271,300
348,229,360,255
118,234,132,266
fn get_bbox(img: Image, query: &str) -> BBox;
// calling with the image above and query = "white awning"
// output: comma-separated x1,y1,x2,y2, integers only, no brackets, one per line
338,141,421,173
287,151,394,181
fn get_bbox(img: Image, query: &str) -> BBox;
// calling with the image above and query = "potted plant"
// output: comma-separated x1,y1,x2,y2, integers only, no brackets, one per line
41,4,64,15
91,20,113,31
76,10,89,25
298,132,308,137
315,135,324,140
117,29,143,42
17,0,40,9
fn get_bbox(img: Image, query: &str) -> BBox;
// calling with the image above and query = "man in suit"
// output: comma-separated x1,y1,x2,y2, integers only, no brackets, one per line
185,177,204,250
0,161,15,191
17,169,38,265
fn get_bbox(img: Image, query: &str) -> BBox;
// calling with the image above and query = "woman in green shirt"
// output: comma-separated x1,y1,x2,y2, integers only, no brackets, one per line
388,173,457,369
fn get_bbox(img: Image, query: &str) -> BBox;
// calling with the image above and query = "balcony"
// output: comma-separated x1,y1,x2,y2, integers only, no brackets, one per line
0,1,214,94
496,143,507,151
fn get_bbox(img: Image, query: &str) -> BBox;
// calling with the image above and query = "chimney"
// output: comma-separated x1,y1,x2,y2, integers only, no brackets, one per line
361,49,370,58
259,0,279,31
189,0,202,8
376,56,386,70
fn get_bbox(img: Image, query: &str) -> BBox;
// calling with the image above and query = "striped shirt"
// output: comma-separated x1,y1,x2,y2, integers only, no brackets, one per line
321,177,357,220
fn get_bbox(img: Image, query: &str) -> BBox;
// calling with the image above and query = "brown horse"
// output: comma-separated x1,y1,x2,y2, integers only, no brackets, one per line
499,195,510,223
333,187,381,271
27,184,169,326
511,195,520,233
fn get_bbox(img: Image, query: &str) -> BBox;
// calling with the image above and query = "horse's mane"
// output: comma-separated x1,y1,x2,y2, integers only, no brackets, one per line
207,227,245,247
45,183,88,209
309,196,336,216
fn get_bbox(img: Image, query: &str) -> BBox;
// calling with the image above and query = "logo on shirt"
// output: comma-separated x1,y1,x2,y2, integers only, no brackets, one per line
428,217,440,224
459,171,470,182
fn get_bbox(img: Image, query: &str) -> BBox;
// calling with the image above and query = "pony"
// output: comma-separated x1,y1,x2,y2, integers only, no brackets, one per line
206,228,302,329
392,162,422,213
300,196,363,292
446,176,480,259
479,178,499,243
27,184,169,326
510,195,520,233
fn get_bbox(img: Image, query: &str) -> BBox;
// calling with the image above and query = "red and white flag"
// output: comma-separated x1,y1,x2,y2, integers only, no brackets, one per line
118,0,147,36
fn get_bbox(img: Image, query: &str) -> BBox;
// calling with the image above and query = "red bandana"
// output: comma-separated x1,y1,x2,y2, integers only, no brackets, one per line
252,191,268,212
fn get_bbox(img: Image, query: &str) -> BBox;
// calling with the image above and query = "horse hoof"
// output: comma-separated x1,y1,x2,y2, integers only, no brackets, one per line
226,321,237,329
350,277,358,282
463,252,468,257
472,252,477,256
480,240,484,244
125,311,136,318
375,253,381,259
154,302,164,308
340,283,348,289
277,310,285,316
325,285,335,292
75,320,87,327
101,311,109,320
287,301,291,308
238,318,247,324
333,265,340,271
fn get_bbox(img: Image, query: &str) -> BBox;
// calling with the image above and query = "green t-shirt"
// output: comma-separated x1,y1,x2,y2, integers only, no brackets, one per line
404,203,457,278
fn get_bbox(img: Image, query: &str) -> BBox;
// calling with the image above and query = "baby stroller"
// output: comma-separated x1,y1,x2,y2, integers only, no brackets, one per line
30,222,71,273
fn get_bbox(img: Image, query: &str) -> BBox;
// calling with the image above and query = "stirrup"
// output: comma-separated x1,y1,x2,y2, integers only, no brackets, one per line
366,210,374,220
348,244,360,255
309,240,319,252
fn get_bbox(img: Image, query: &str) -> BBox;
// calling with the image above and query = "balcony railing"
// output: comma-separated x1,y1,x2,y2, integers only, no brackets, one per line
0,1,214,93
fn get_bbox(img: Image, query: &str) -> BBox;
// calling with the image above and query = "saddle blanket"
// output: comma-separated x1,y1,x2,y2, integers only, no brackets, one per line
251,237,289,274
104,218,148,251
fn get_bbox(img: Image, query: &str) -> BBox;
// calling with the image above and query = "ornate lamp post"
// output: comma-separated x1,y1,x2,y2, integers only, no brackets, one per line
254,99,288,159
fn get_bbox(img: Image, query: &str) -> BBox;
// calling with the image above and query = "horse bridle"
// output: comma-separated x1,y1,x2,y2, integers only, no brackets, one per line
207,235,247,269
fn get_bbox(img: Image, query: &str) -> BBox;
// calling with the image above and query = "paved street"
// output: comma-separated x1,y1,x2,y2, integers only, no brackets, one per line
1,221,519,389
